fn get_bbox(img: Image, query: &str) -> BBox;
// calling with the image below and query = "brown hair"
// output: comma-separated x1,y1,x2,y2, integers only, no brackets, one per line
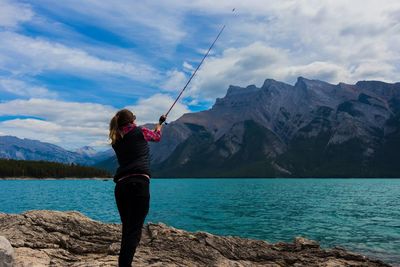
109,109,136,144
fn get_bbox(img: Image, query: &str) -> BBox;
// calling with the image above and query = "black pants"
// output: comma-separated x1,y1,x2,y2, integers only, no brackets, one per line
115,179,150,267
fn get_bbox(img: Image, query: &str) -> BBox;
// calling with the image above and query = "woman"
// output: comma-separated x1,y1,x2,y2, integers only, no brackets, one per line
109,109,166,267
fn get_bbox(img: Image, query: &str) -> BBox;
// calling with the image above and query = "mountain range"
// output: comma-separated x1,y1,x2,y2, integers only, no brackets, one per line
147,77,400,177
2,77,400,177
0,136,113,165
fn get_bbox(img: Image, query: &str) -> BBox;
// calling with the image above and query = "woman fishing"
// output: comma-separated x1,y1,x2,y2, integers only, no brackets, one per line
107,13,227,265
109,109,166,267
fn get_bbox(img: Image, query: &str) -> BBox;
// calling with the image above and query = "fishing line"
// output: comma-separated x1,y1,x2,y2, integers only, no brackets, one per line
163,8,236,121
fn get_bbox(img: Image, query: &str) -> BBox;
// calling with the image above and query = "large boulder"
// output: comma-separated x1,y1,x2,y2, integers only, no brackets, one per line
0,236,14,267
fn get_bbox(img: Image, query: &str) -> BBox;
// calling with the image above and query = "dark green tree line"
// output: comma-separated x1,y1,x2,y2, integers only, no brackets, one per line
0,159,111,178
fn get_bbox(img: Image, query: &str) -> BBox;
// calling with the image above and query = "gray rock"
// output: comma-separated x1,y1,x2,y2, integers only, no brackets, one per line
0,210,391,267
0,236,14,267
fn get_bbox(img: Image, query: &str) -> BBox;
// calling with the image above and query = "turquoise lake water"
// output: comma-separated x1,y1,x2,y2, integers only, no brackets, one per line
0,178,399,265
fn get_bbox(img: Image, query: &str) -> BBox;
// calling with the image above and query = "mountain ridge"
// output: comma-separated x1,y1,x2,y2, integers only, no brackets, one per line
0,135,110,165
3,77,400,177
148,77,400,177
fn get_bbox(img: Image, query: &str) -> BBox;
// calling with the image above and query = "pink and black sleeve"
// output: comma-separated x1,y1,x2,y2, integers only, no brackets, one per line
141,127,161,142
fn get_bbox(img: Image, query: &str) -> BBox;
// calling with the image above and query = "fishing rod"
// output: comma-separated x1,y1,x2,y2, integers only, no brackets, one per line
161,9,235,124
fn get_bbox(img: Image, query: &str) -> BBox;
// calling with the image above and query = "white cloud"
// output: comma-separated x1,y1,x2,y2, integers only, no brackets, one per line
33,0,186,46
0,78,57,98
0,0,33,28
4,0,399,104
0,119,62,144
89,139,110,147
0,98,115,149
0,95,189,149
161,70,187,91
1,0,400,149
168,0,400,101
126,93,190,125
0,118,110,148
185,41,399,102
0,32,157,81
352,61,398,81
0,98,115,127
285,62,349,84
186,42,289,100
183,61,194,72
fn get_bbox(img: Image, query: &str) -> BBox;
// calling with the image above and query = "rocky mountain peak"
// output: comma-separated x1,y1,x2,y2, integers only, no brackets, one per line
147,77,400,177
294,76,334,90
356,80,400,100
225,84,260,97
261,78,279,88
75,146,97,157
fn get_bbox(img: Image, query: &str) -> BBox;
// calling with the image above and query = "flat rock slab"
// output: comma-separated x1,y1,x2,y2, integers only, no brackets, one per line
0,210,391,267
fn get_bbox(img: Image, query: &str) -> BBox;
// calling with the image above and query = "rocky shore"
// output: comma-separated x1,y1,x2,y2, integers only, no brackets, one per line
0,210,391,266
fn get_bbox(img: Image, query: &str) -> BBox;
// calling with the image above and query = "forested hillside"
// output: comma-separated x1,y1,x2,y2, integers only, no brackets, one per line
0,159,110,178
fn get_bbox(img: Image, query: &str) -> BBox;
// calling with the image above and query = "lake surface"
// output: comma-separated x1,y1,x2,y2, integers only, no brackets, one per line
0,178,399,265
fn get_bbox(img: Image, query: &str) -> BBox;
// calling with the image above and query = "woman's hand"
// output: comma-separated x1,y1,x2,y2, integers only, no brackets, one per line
154,124,162,132
154,115,166,132
159,115,167,125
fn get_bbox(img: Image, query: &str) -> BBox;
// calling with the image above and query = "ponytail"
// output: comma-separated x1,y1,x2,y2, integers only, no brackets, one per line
109,109,136,145
109,115,121,145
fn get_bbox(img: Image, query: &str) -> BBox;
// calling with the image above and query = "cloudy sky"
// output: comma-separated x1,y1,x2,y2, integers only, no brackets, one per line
0,0,399,150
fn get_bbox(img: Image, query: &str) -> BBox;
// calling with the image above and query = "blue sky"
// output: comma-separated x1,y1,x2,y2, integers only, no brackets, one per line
0,0,399,150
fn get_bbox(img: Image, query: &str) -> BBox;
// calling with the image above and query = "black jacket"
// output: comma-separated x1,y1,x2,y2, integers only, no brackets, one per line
112,126,151,183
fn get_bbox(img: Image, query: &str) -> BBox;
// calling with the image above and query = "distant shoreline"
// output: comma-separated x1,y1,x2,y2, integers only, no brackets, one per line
1,177,400,180
0,177,113,180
